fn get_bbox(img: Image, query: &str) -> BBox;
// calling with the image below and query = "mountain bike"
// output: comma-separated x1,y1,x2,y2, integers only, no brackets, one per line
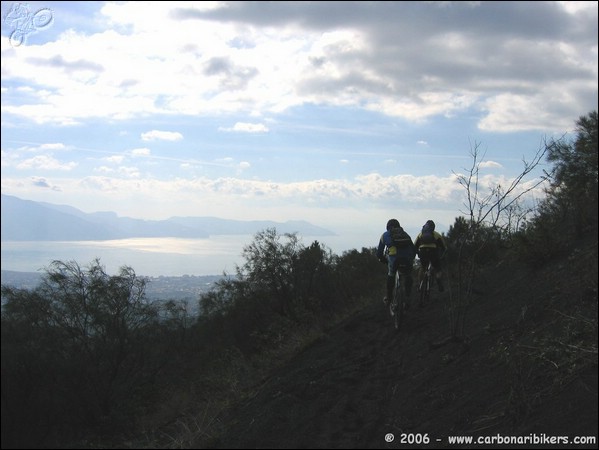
389,266,410,331
418,260,433,308
4,4,53,47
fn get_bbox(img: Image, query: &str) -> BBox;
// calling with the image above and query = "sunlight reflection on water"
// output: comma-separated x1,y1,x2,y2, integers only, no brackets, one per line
2,233,371,277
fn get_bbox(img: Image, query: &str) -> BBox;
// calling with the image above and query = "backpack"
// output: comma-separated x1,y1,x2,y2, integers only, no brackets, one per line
390,226,411,249
420,223,436,245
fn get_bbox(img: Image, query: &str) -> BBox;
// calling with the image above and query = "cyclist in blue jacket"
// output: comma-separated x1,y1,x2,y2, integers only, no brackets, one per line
376,219,417,308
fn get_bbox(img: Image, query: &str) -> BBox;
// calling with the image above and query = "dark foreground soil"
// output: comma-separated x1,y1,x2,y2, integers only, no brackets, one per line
205,251,598,449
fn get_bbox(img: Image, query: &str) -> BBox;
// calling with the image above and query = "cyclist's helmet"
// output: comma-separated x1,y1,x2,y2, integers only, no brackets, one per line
386,218,400,231
425,220,435,231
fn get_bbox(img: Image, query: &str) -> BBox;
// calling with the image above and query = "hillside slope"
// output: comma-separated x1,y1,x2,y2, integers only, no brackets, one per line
203,245,598,449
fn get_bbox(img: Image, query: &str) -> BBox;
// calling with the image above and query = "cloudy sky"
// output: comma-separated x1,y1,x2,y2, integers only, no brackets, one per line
1,1,597,247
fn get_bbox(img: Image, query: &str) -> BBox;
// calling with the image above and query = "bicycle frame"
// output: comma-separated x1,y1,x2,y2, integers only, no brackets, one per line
390,267,407,331
419,261,433,307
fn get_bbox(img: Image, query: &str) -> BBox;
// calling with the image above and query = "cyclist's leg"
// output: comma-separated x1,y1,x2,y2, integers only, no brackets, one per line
418,252,430,291
392,268,403,328
399,262,413,296
397,259,413,308
404,267,413,298
385,256,397,304
404,266,414,309
431,250,444,291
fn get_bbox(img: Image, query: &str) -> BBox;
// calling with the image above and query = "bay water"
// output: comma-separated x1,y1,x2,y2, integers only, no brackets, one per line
1,233,372,277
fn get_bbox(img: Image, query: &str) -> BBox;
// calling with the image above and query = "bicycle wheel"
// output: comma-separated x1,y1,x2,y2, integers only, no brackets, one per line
419,271,429,307
9,30,25,47
393,276,404,330
32,8,53,29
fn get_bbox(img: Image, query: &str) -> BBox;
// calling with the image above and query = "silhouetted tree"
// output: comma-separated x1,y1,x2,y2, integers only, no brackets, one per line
545,110,598,236
237,228,301,318
1,259,164,447
293,240,336,314
448,139,549,339
515,111,598,262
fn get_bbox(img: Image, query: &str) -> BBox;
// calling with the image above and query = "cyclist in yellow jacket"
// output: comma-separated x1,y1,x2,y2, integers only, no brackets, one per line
414,220,447,292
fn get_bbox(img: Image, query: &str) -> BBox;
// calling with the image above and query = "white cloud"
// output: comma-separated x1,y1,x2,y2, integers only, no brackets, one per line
480,160,502,169
131,147,151,156
141,130,183,141
0,0,591,241
104,155,125,164
117,166,141,178
219,122,270,133
16,155,77,171
4,170,545,215
1,2,594,131
557,1,596,14
38,143,68,151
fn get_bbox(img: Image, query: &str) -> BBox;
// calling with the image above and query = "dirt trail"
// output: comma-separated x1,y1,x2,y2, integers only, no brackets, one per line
207,261,598,449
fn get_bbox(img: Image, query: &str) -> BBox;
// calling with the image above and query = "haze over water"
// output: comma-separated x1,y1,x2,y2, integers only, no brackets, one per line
2,232,371,277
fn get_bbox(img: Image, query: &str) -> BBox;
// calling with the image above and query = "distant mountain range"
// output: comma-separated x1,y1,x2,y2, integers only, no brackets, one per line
1,194,335,241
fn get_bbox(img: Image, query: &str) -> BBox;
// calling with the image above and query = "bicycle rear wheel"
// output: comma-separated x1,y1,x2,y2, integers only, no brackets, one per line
419,272,430,307
392,277,404,330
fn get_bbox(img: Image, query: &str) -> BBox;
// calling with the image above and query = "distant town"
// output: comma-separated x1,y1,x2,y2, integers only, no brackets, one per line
1,270,224,308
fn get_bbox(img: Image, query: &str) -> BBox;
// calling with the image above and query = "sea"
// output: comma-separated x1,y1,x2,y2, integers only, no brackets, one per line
1,233,373,278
